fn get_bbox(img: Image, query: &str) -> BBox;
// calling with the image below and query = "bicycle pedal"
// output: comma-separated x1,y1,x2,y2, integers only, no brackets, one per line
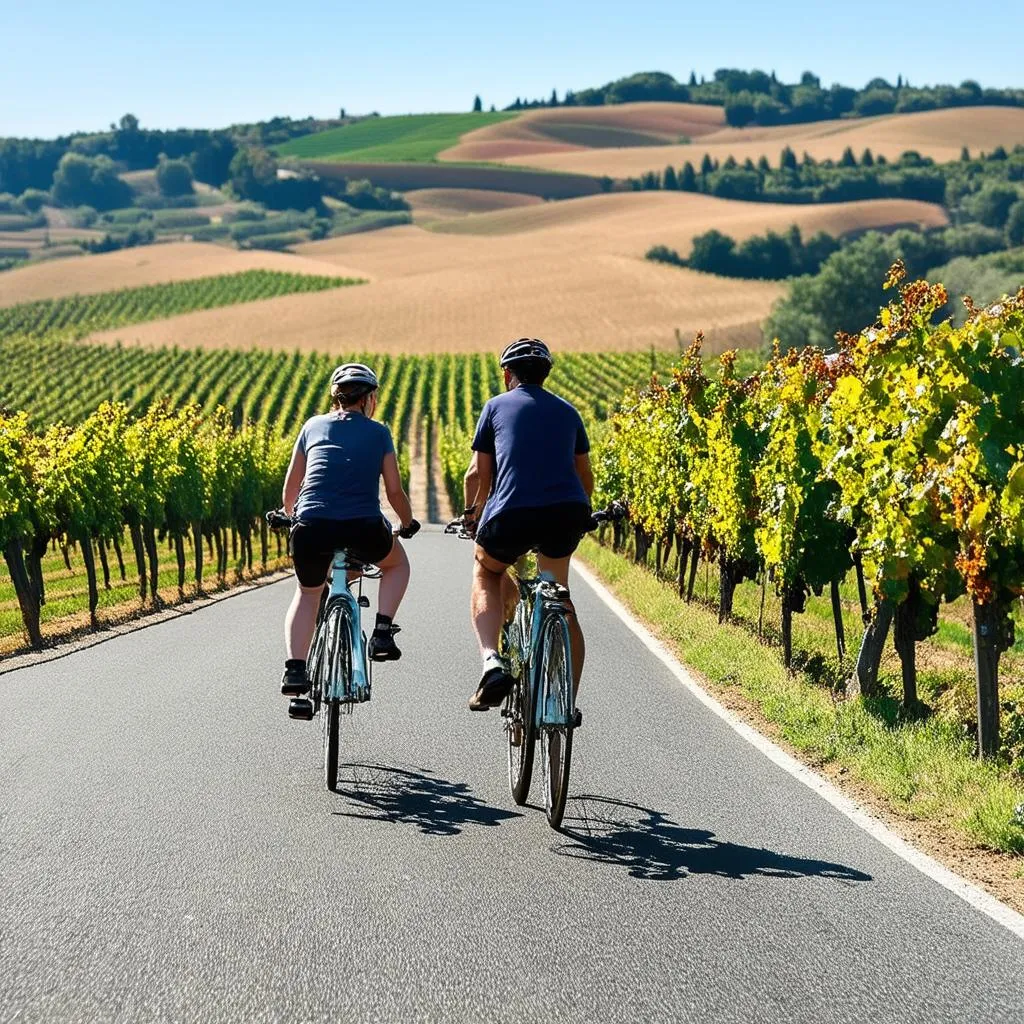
571,708,583,729
287,698,314,721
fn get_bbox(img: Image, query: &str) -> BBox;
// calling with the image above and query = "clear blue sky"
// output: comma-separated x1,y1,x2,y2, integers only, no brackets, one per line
5,0,1023,138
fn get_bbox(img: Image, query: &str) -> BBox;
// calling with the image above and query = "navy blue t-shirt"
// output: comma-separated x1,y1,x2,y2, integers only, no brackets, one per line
472,385,590,528
294,412,394,522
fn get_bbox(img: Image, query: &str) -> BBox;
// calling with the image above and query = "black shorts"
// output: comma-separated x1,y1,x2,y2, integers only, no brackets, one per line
476,502,592,566
291,516,393,587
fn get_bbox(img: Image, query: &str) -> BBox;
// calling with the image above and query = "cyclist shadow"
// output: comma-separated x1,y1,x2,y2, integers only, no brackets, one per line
553,795,872,884
331,763,522,837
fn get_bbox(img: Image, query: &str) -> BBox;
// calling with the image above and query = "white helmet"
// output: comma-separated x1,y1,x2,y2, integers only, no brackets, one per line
330,363,379,390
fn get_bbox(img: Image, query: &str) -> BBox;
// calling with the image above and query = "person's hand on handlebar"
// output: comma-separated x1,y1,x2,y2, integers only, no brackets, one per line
461,505,479,539
397,518,421,540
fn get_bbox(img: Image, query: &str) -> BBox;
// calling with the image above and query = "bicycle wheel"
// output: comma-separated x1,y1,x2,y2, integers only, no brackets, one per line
323,603,352,792
538,614,574,829
502,622,536,805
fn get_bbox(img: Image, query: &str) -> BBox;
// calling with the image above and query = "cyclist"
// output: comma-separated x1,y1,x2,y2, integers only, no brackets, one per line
462,338,593,711
280,363,419,698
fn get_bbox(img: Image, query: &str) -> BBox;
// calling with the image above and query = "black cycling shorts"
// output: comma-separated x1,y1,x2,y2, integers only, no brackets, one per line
476,502,592,566
291,516,393,587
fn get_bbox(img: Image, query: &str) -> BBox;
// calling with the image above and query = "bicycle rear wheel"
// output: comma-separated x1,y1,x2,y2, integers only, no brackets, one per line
538,614,574,829
323,603,352,792
503,619,535,805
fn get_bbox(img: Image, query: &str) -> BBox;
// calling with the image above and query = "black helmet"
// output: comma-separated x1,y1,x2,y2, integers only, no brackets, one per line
499,338,553,368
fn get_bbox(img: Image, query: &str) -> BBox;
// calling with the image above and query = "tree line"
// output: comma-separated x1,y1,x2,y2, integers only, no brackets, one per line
497,69,1024,127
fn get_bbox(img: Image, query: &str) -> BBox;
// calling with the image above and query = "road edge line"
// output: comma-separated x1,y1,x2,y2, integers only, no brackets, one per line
572,559,1024,943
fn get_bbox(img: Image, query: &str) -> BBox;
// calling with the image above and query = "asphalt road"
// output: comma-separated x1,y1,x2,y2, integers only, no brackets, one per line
2,530,1023,1023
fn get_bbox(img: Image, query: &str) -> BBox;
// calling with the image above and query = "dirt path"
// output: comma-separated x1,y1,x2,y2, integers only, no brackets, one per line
426,421,455,524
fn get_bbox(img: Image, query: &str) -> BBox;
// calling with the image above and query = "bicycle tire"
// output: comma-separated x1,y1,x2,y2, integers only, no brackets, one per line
504,618,536,805
538,613,574,829
323,602,352,792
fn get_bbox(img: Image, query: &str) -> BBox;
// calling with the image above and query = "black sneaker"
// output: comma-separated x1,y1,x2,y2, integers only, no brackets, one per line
281,660,309,696
469,663,515,711
368,624,402,662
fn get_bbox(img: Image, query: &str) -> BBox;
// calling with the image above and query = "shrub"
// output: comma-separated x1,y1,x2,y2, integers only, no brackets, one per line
19,188,50,213
155,156,194,197
239,231,305,251
646,244,685,266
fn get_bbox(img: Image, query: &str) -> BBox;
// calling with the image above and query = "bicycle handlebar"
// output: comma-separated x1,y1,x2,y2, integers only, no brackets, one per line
444,500,627,541
265,509,421,540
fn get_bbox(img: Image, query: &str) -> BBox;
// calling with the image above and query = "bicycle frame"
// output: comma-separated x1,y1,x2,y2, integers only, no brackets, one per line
322,550,371,704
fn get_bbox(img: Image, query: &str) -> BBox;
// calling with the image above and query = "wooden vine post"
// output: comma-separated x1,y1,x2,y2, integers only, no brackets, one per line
972,600,1013,758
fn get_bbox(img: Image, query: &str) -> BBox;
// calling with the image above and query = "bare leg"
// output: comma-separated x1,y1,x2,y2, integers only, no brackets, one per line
286,582,323,660
376,539,410,619
472,547,511,656
537,554,584,694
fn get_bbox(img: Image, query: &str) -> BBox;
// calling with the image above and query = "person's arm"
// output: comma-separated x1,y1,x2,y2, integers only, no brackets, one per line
574,414,593,498
575,453,594,498
465,403,495,533
464,450,494,509
282,447,306,515
381,451,414,529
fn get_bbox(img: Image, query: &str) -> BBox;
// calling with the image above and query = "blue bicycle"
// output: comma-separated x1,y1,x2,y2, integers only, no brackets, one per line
268,511,399,792
447,503,623,828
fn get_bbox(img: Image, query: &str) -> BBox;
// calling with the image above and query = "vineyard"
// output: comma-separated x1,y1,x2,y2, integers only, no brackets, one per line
594,266,1024,764
0,269,360,339
0,274,678,648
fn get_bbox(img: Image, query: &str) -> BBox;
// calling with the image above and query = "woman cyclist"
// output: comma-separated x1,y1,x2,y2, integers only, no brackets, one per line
280,363,419,699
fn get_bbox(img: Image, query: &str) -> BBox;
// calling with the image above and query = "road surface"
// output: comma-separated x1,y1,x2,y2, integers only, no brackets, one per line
2,530,1023,1023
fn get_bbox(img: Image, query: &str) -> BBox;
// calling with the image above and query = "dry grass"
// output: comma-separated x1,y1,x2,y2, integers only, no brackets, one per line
0,241,366,305
82,192,945,356
496,106,1024,177
405,188,543,223
441,102,726,162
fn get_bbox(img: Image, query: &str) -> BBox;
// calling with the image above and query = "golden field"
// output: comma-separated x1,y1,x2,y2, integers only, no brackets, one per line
75,192,946,355
487,105,1024,177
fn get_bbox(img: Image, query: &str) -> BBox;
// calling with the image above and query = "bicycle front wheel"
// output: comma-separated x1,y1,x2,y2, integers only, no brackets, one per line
323,603,352,792
505,660,535,806
538,614,574,829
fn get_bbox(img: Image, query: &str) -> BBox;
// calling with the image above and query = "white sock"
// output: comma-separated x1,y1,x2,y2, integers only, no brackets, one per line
482,649,503,673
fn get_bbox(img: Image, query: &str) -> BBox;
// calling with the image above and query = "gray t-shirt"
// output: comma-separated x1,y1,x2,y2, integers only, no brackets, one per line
472,385,589,529
294,412,394,522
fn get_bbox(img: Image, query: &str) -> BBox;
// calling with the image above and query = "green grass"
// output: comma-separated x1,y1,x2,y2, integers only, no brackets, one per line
578,536,1024,855
276,112,518,163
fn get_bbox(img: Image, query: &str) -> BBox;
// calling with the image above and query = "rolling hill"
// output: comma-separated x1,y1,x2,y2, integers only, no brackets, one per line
493,106,1024,177
73,192,947,356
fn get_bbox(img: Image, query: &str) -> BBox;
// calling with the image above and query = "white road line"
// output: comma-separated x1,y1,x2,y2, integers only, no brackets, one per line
572,559,1024,942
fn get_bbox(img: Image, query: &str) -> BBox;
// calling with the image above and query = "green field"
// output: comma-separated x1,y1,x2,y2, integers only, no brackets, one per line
276,112,517,163
0,270,361,340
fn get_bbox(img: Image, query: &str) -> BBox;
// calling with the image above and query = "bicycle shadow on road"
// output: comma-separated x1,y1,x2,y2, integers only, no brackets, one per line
553,795,872,884
331,763,522,837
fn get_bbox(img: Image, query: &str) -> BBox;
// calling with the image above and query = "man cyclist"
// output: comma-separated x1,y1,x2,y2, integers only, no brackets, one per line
462,339,593,711
279,363,419,701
